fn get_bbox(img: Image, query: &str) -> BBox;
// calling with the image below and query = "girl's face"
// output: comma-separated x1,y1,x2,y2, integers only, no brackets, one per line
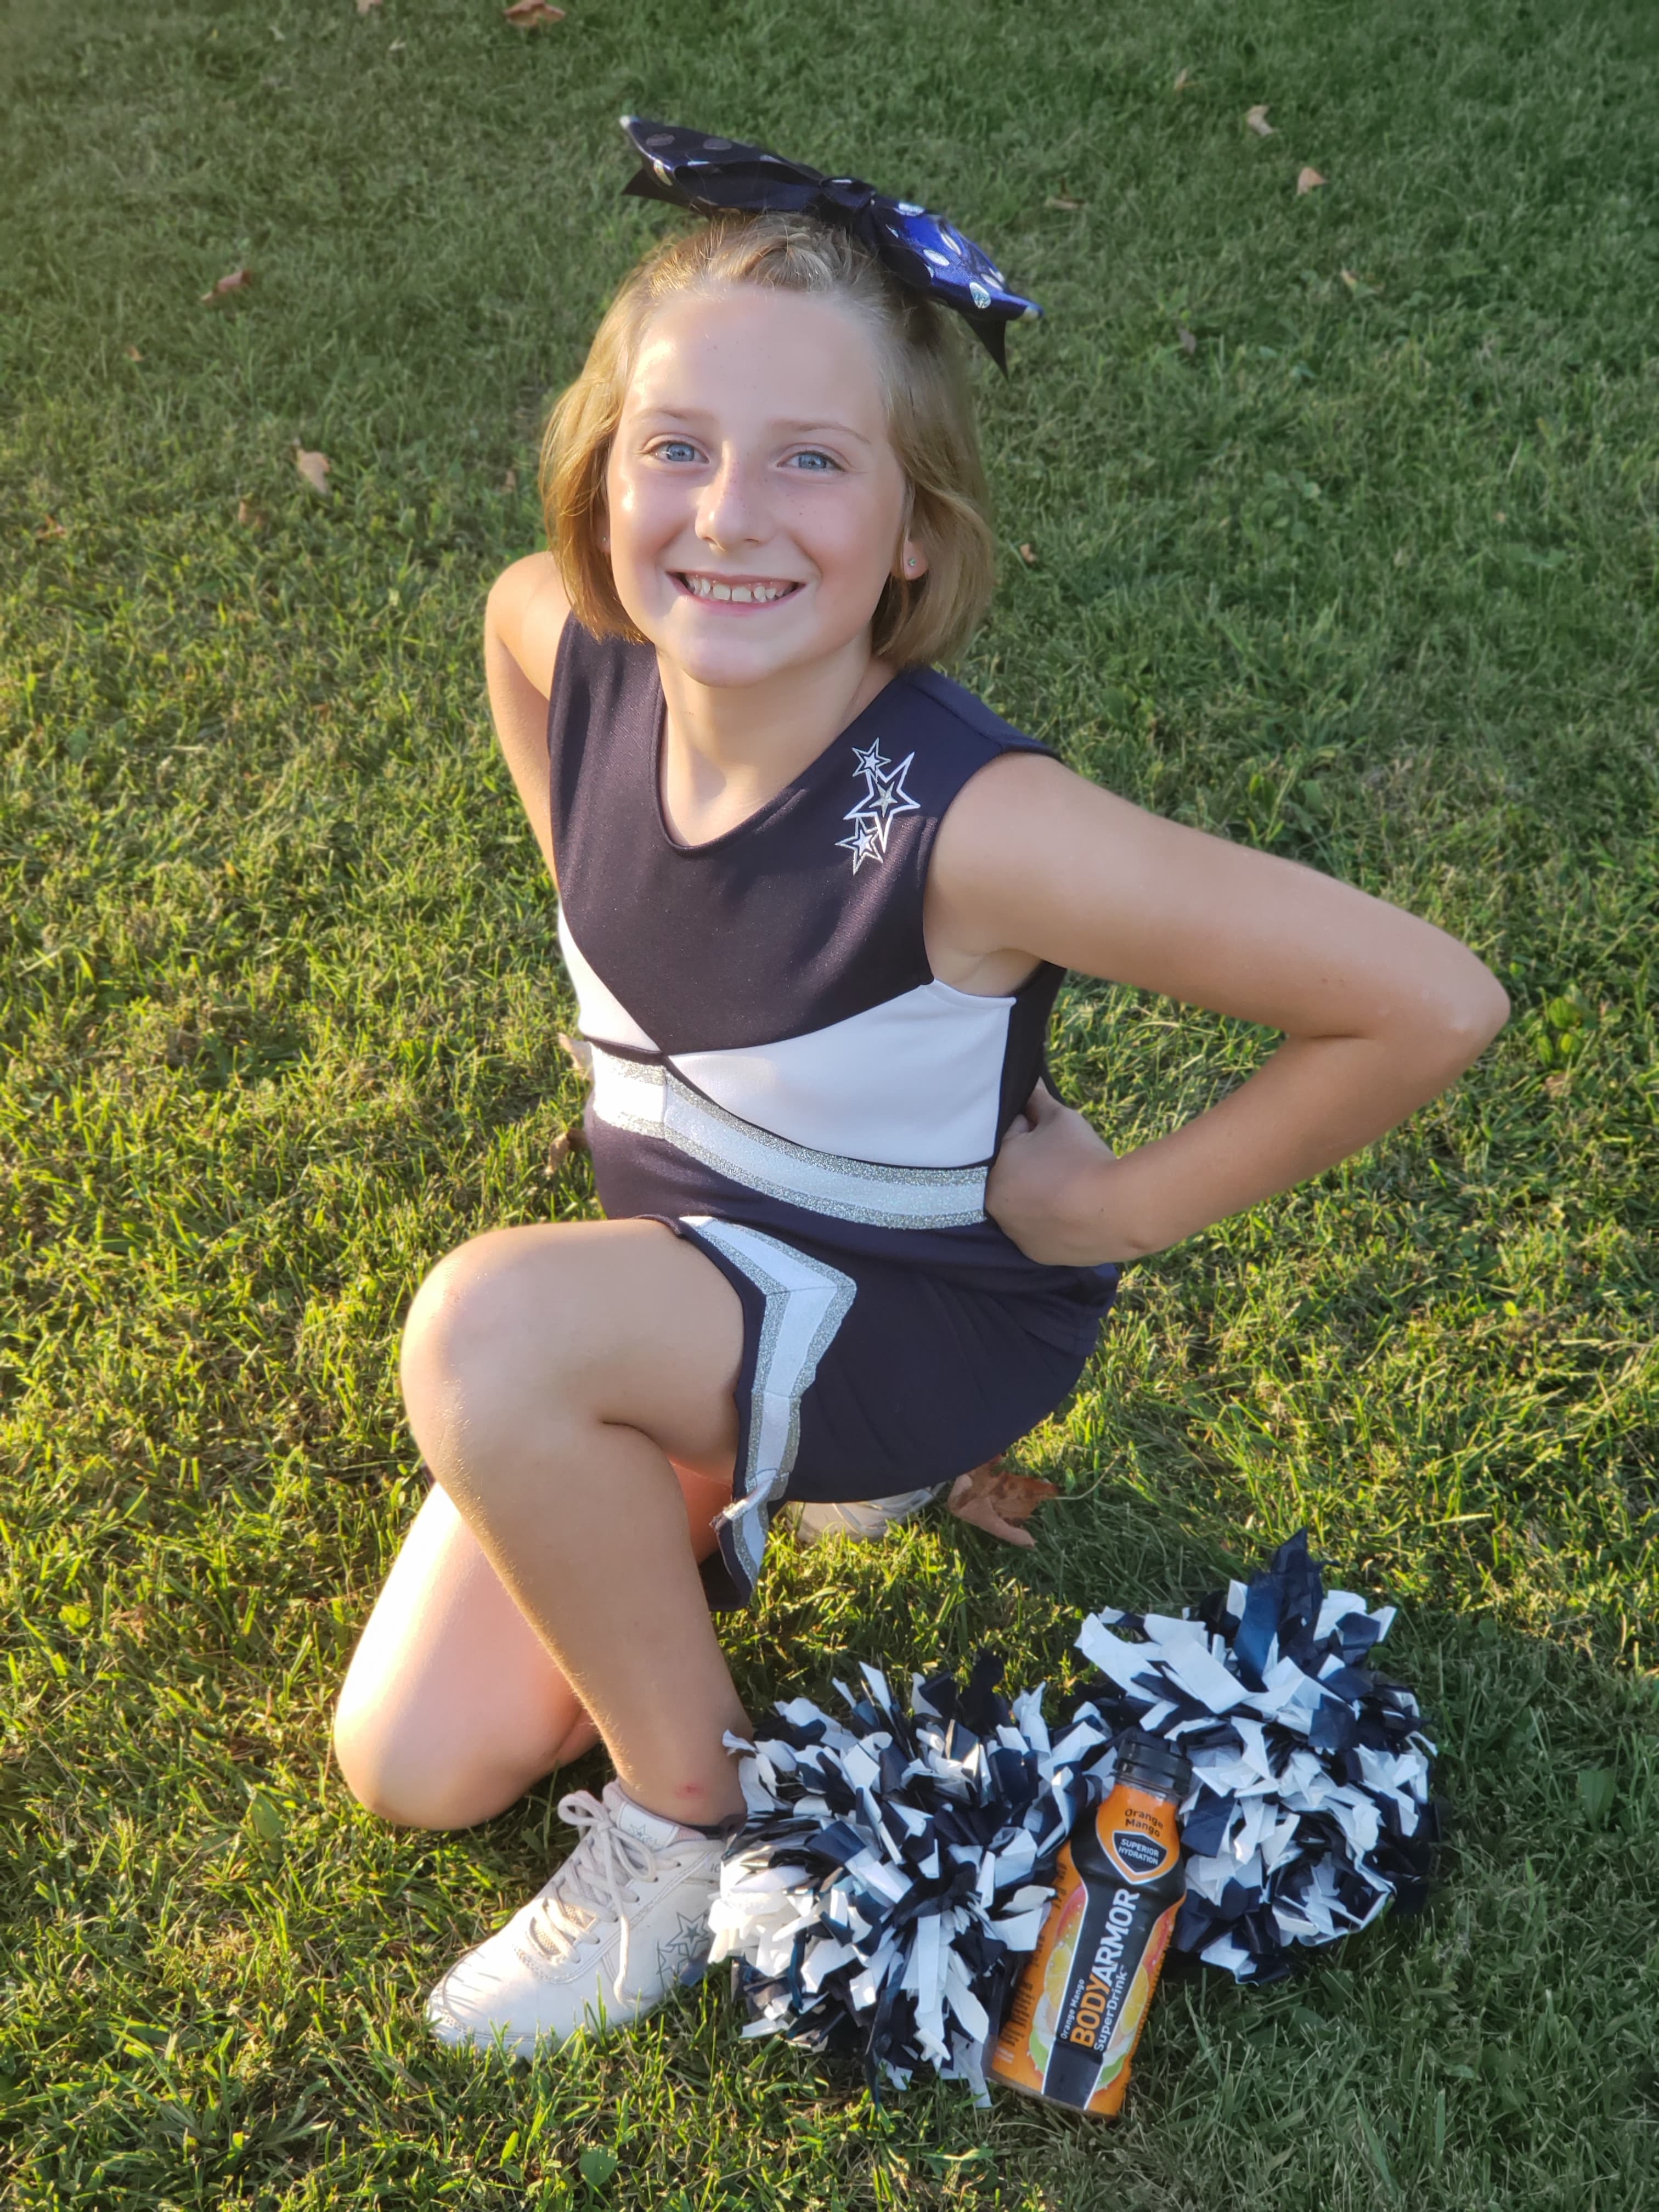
603,285,923,691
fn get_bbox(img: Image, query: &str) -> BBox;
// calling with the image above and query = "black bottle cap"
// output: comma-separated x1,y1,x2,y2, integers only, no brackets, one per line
1114,1729,1193,1802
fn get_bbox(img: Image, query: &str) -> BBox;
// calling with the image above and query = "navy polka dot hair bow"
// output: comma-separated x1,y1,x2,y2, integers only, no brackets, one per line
619,116,1042,371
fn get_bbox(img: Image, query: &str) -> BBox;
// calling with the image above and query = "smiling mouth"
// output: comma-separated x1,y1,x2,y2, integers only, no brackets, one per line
674,572,803,606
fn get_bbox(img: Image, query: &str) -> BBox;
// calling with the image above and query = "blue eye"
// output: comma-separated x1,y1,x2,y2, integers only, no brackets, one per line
786,450,839,472
652,439,701,464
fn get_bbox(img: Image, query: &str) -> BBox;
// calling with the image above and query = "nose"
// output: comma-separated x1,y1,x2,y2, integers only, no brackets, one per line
695,448,767,552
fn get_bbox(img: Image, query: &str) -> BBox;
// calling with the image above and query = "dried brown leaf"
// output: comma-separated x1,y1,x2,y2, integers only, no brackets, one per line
1173,67,1192,92
1245,104,1273,137
1296,166,1327,195
503,0,565,22
502,465,518,492
125,344,144,361
35,515,67,541
1045,193,1082,212
1177,323,1198,356
202,267,252,303
236,498,266,529
948,1459,1059,1547
544,1113,589,1178
294,447,331,496
356,0,382,13
1018,541,1039,568
557,1029,594,1077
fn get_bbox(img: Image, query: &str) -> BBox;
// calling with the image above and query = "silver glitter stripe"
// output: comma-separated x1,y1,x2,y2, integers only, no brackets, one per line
591,1048,988,1230
685,1218,855,1588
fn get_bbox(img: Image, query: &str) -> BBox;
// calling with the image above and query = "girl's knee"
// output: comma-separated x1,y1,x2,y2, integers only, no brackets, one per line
400,1231,588,1433
402,1232,528,1380
332,1689,527,1832
331,1690,427,1826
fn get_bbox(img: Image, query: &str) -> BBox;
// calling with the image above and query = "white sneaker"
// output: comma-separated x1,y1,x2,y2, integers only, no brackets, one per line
789,1486,943,1546
424,1781,726,2057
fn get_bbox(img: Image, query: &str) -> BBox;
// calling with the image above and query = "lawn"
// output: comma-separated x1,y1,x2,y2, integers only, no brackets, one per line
2,0,1656,2204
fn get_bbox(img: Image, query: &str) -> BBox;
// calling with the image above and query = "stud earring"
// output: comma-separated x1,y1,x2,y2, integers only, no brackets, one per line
906,554,919,571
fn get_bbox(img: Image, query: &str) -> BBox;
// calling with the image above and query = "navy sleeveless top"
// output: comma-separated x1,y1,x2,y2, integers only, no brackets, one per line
547,623,1083,1297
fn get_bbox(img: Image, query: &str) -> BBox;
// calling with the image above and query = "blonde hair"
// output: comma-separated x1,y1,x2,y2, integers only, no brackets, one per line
540,213,996,668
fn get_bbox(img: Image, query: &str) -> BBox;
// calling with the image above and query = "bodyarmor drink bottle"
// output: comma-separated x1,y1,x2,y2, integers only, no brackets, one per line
988,1731,1190,2117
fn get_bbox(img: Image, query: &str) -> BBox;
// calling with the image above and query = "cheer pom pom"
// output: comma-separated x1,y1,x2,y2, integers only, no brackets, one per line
708,1652,1117,2094
709,1533,1439,2087
1073,1530,1439,1984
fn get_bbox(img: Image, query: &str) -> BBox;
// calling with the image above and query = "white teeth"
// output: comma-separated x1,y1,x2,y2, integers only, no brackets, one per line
682,575,794,603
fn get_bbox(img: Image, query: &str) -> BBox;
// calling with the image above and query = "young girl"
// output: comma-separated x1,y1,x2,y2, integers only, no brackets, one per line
331,123,1507,2058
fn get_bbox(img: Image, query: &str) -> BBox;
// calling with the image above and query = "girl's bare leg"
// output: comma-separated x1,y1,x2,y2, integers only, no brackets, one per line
339,1217,750,1833
333,1455,736,1830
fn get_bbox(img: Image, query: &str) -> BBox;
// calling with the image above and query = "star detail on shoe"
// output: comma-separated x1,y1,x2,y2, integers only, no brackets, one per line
838,743,919,872
659,1906,715,1986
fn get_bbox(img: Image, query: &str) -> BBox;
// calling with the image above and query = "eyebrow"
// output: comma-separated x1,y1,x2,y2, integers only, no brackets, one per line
629,406,877,449
770,417,876,445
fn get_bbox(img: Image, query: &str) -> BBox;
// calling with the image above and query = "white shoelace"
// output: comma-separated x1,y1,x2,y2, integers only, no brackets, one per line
526,1790,670,2000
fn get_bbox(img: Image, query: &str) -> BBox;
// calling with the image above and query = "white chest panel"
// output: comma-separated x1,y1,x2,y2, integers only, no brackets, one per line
560,912,1013,1169
672,981,1013,1167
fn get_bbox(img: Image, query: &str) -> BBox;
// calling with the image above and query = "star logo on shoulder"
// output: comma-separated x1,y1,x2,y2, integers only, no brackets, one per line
836,819,885,871
838,743,919,872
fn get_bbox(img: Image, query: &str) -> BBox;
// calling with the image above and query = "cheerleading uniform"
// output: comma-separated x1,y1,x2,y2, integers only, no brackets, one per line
547,622,1118,1604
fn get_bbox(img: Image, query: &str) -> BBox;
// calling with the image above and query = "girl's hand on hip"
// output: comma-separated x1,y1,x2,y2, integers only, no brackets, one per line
985,1085,1122,1266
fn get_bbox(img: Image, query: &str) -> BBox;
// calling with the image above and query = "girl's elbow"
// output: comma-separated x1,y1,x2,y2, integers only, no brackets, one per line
1465,963,1510,1047
1435,963,1510,1068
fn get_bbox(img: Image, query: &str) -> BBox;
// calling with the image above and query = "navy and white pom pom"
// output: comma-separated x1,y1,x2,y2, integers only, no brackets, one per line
710,1534,1439,2085
709,1653,1116,2094
1073,1530,1440,1983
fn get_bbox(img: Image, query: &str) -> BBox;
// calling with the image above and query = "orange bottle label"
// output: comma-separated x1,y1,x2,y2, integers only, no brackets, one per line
988,1779,1183,2117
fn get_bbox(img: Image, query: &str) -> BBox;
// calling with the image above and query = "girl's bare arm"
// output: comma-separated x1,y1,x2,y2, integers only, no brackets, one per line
928,752,1510,1266
483,551,570,883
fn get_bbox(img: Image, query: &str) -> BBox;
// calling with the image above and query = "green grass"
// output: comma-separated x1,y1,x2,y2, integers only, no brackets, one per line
2,0,1657,2203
